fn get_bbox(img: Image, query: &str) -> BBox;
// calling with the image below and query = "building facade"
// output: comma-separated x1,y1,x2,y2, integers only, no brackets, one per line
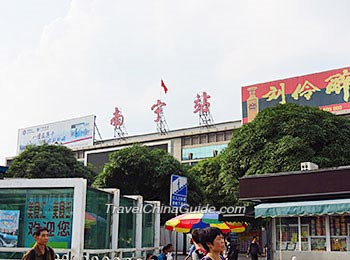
76,120,240,172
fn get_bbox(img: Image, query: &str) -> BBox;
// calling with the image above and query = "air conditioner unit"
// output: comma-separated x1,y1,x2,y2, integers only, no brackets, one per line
300,162,319,171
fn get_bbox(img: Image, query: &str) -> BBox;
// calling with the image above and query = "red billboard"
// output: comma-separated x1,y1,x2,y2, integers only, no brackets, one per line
242,67,350,123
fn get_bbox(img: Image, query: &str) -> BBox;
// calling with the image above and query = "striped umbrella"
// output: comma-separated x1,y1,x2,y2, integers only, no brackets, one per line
165,212,247,233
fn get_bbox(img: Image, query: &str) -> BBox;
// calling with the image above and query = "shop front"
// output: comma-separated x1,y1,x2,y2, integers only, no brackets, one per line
239,166,350,260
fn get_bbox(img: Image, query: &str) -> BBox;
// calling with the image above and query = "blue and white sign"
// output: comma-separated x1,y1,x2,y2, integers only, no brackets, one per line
170,175,188,208
17,115,95,153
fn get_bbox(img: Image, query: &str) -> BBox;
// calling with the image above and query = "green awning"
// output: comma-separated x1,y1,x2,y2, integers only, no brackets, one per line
255,198,350,218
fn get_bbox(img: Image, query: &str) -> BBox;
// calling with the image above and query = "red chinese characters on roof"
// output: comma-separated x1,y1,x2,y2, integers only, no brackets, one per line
151,99,166,122
194,91,211,113
110,107,124,128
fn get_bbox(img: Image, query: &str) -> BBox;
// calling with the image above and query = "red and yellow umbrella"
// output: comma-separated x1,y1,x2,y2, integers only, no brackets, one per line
165,212,247,233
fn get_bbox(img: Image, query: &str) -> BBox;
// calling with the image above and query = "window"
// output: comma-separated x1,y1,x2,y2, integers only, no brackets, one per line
77,150,85,159
200,134,207,144
225,131,232,141
192,136,199,145
300,216,326,251
276,217,298,251
329,215,350,251
208,133,216,143
275,215,350,252
182,144,228,160
183,137,191,146
0,188,74,259
216,132,224,142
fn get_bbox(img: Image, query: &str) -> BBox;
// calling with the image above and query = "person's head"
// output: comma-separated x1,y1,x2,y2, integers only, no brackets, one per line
162,246,168,254
252,236,257,242
202,227,225,254
192,229,206,245
165,243,173,253
33,227,49,246
151,256,158,260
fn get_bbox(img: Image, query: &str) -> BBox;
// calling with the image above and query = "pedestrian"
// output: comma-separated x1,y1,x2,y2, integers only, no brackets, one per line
184,238,195,260
158,245,168,260
165,243,174,260
22,226,55,260
191,229,207,260
246,236,261,260
263,243,270,260
201,227,225,260
147,253,158,260
226,236,238,260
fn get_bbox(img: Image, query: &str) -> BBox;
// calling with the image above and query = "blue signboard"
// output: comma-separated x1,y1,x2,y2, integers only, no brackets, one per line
0,210,20,247
170,175,188,208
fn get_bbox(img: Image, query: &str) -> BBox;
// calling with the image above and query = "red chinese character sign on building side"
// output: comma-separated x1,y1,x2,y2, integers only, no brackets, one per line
241,67,350,124
110,107,128,139
194,91,214,127
151,99,169,134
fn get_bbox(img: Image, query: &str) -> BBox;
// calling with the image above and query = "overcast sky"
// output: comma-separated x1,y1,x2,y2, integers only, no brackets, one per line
1,0,350,164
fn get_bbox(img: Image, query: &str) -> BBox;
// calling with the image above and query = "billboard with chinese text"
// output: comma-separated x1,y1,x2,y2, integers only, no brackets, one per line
24,195,73,248
242,67,350,123
17,115,95,153
0,210,20,247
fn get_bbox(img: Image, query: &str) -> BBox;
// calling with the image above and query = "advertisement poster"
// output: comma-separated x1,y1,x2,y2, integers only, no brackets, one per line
0,210,20,247
17,115,95,153
242,67,350,123
24,196,73,248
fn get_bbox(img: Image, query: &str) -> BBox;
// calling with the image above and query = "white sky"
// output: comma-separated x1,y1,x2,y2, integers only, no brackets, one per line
1,0,350,164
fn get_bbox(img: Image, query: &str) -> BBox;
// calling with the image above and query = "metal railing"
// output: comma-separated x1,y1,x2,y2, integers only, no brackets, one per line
0,246,160,260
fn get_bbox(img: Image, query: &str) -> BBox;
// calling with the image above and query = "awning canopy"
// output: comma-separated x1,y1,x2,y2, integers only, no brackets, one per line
255,198,350,218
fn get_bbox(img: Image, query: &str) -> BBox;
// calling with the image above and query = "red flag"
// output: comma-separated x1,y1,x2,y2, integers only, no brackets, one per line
161,79,168,94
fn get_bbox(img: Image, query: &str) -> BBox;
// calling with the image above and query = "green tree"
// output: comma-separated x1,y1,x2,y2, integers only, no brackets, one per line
94,144,201,206
188,155,238,208
222,103,350,179
6,144,96,184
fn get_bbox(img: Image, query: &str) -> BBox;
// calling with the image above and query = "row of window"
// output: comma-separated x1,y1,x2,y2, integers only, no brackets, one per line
182,131,233,146
276,215,350,252
182,144,228,161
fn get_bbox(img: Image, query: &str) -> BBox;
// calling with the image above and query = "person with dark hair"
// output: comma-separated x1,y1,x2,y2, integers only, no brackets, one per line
147,253,158,260
247,236,261,260
22,226,55,260
226,236,238,260
191,229,207,260
201,227,225,260
158,245,168,260
165,243,174,260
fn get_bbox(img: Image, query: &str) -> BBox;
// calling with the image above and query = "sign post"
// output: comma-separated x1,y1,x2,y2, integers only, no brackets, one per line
170,175,188,260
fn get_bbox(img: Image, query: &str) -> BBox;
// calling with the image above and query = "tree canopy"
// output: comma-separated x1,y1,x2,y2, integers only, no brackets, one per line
6,144,96,184
222,103,350,178
94,144,201,206
187,155,238,208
